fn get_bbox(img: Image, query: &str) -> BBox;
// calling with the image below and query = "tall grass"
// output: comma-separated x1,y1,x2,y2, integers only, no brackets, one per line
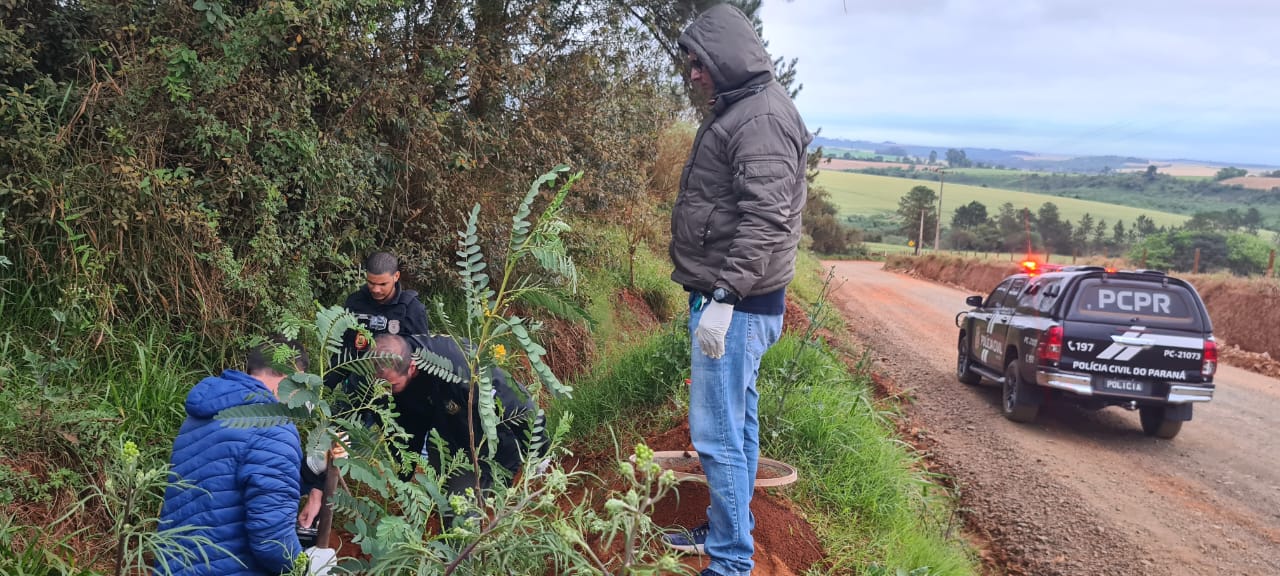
759,337,976,575
548,326,690,444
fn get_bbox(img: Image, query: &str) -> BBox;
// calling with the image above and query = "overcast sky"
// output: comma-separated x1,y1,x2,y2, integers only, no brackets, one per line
756,0,1280,165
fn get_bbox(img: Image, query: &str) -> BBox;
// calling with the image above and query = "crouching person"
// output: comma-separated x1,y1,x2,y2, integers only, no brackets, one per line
371,333,545,497
156,339,308,575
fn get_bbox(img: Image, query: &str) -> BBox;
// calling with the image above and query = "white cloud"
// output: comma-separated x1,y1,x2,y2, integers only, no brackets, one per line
758,0,1280,163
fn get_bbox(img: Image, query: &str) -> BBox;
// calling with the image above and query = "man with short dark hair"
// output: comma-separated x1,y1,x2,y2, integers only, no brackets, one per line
662,5,810,576
344,252,429,350
371,333,544,495
157,339,309,576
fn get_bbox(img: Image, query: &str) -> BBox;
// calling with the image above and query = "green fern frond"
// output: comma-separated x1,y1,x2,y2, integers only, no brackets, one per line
339,458,392,498
329,487,384,528
284,384,323,414
535,169,581,228
511,289,592,326
316,305,361,358
429,299,458,335
476,369,500,459
511,165,570,251
506,318,572,398
411,347,463,384
528,244,578,292
304,421,330,465
530,354,571,398
458,205,484,323
215,404,311,428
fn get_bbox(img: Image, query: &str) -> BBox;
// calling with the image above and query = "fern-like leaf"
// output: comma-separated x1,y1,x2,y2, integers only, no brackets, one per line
411,347,464,384
510,289,591,326
304,421,330,467
215,404,311,428
511,165,570,251
339,458,391,498
429,298,458,335
315,304,360,359
473,368,500,460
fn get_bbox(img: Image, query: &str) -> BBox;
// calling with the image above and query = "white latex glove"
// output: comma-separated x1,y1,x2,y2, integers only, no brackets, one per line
694,300,735,359
305,546,337,576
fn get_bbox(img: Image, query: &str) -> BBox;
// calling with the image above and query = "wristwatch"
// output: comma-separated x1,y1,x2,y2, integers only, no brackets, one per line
712,287,740,306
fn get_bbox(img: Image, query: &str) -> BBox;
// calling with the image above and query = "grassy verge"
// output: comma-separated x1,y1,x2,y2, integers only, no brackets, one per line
758,336,974,575
557,249,978,574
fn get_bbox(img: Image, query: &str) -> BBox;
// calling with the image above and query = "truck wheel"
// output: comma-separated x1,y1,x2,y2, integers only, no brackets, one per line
957,335,982,385
1002,359,1039,423
1139,406,1183,439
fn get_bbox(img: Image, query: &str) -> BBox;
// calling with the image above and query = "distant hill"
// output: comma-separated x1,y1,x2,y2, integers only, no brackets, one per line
810,136,1276,174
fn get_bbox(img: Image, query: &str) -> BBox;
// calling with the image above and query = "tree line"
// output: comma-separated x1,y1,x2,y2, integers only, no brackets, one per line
895,185,1275,276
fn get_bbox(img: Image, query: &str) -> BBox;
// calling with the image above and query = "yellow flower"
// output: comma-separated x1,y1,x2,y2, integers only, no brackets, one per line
491,344,507,363
122,440,140,465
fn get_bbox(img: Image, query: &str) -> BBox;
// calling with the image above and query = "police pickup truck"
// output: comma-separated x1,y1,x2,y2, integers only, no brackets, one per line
955,265,1217,439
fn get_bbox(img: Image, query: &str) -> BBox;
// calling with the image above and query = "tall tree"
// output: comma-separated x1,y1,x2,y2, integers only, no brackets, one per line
945,148,971,168
897,185,939,245
1093,218,1108,253
1036,202,1073,254
996,202,1024,252
951,200,989,229
1075,213,1095,254
1134,214,1157,237
1112,219,1128,249
928,150,938,165
1244,207,1263,234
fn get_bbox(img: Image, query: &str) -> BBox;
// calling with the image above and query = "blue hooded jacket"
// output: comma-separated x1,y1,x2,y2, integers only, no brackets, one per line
156,370,303,575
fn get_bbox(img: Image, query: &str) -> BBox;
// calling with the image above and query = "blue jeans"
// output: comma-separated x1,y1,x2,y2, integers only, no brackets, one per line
688,296,783,576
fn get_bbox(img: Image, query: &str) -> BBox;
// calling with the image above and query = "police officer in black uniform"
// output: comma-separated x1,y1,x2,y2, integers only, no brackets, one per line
344,251,430,351
371,333,546,494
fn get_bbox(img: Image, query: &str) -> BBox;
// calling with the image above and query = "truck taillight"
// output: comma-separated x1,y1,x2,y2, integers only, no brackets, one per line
1202,339,1217,378
1037,326,1063,365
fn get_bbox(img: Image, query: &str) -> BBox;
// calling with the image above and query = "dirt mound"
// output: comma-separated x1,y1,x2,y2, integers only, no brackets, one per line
566,418,826,575
1219,345,1280,379
616,288,661,332
642,423,825,576
1184,275,1280,360
541,316,596,382
782,296,810,335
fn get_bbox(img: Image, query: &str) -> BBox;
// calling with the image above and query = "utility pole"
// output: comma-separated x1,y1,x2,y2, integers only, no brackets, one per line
916,208,925,256
934,169,945,251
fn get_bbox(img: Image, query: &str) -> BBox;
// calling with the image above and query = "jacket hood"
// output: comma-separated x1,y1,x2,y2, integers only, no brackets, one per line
185,369,276,419
678,3,774,93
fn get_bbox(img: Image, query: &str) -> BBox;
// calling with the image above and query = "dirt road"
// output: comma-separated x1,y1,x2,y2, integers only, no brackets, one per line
824,260,1280,576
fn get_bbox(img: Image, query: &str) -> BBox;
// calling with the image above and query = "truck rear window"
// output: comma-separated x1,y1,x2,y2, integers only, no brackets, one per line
1068,279,1203,329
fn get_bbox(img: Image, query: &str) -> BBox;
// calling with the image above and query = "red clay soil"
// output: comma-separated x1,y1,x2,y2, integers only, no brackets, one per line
616,288,662,332
619,420,827,575
781,296,810,335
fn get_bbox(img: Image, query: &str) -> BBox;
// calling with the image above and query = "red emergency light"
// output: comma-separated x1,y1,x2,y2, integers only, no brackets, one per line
1020,259,1039,275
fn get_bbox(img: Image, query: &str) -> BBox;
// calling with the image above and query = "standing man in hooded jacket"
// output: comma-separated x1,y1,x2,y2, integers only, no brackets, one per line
662,5,810,576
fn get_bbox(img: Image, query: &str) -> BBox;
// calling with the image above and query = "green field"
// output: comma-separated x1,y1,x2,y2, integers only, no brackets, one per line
818,171,1190,228
862,241,1081,263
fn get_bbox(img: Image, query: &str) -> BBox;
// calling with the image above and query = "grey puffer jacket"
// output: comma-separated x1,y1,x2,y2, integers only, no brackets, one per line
670,3,811,300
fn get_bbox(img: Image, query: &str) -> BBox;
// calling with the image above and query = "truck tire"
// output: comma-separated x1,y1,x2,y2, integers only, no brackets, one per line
1139,406,1183,439
1002,359,1040,423
957,335,982,385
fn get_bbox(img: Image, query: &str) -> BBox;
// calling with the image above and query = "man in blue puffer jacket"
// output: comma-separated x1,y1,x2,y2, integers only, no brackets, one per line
156,340,306,575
